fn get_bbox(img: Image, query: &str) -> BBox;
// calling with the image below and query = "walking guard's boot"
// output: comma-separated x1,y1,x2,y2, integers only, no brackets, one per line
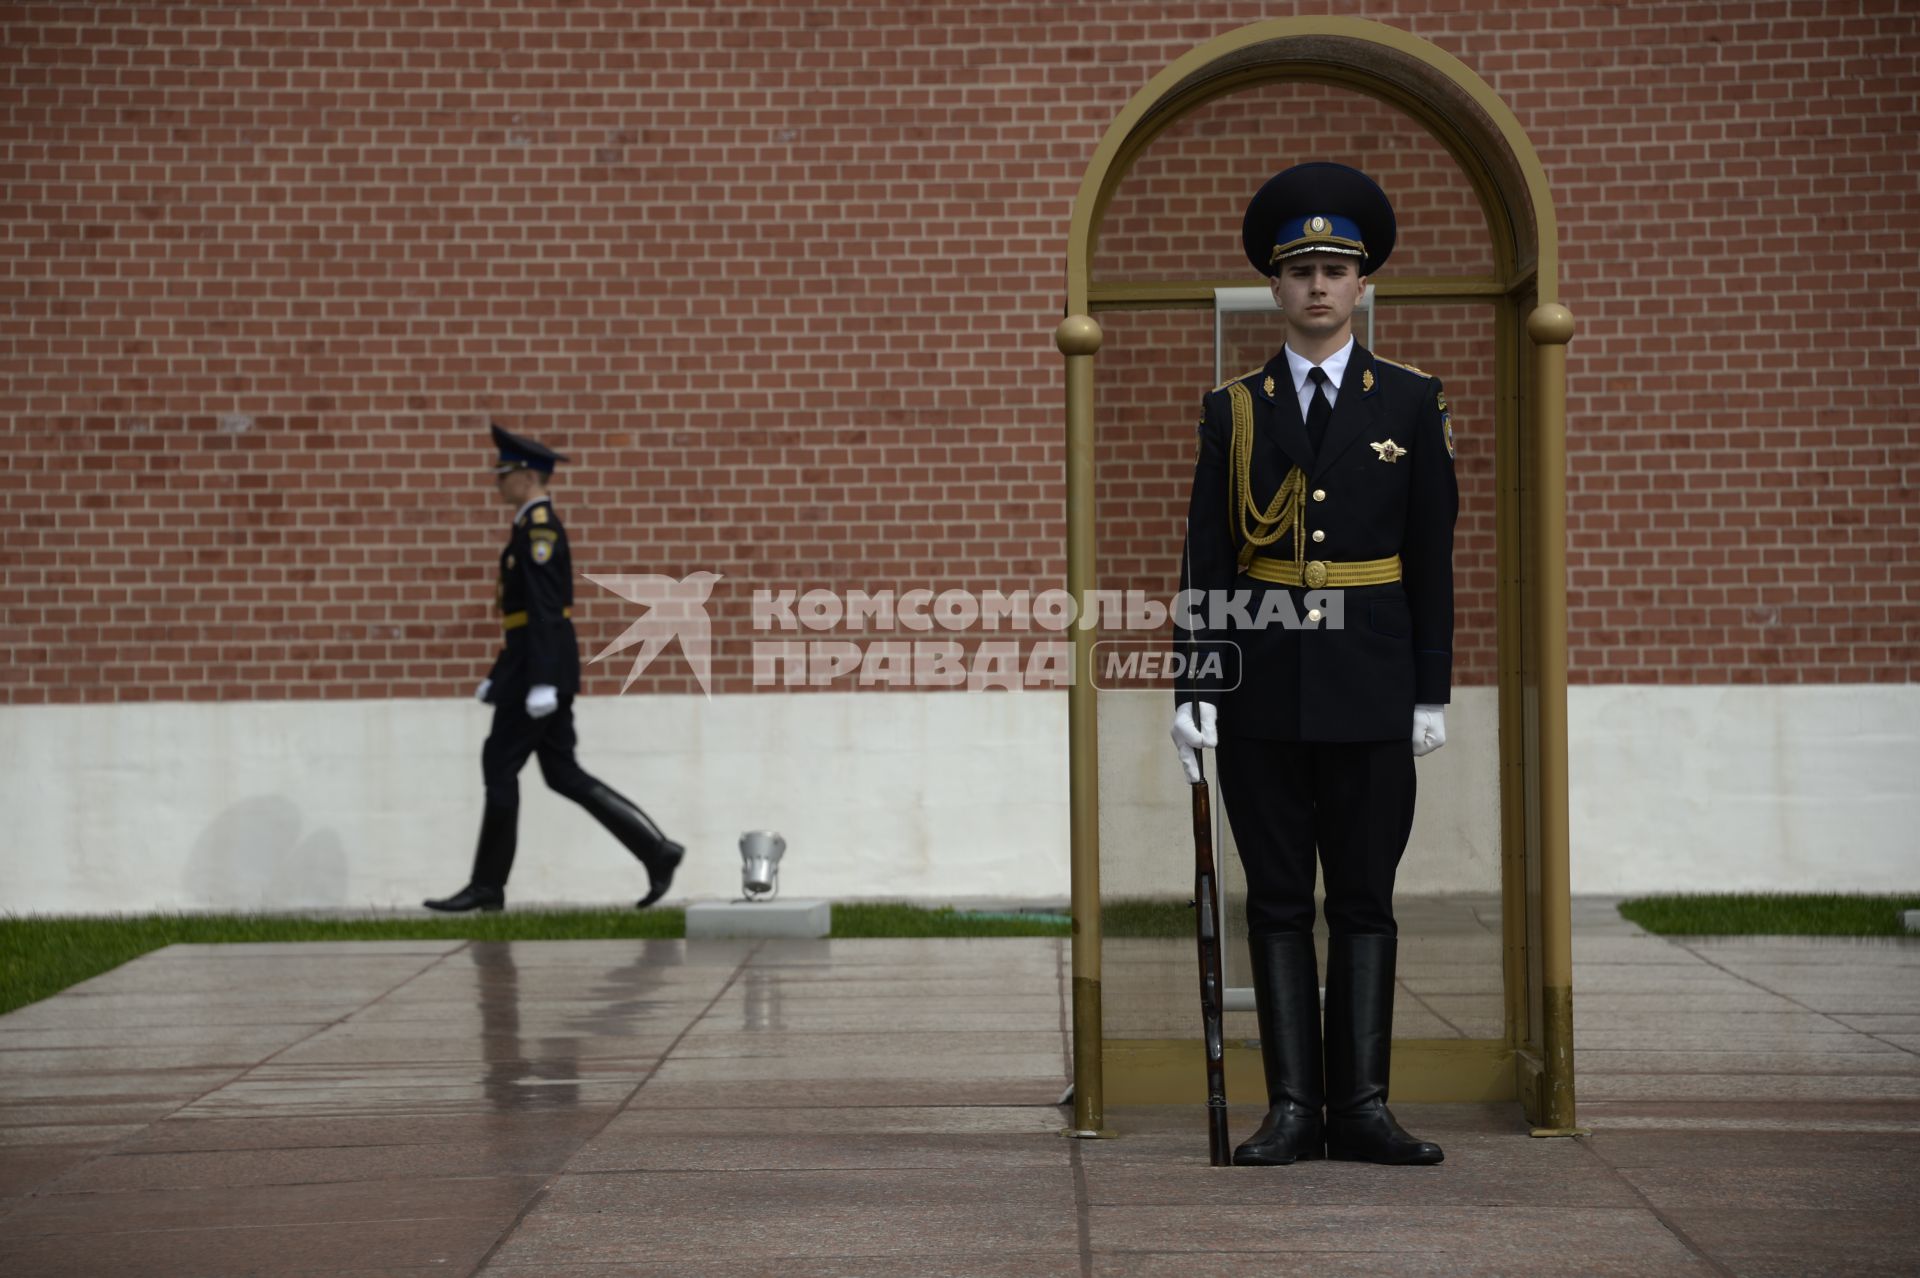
572,781,682,909
1232,931,1326,1166
423,884,504,913
635,839,685,909
424,803,517,912
1323,933,1444,1165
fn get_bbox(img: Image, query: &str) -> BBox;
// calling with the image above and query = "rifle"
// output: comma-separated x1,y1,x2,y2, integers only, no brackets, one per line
1190,749,1232,1166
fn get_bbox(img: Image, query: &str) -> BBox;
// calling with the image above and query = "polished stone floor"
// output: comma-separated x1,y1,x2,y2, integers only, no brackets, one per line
2,903,1917,1275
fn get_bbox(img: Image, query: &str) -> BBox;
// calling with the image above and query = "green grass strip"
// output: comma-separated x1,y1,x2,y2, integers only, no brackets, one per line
0,904,1080,1017
1102,897,1195,938
830,904,1072,938
1618,893,1920,937
0,910,688,1017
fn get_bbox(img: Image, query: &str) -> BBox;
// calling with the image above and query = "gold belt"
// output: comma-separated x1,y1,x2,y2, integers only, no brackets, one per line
1246,555,1402,588
501,608,571,630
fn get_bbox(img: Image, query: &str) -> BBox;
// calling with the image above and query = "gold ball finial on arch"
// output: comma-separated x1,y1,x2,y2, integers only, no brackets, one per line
1527,303,1576,346
1055,314,1104,357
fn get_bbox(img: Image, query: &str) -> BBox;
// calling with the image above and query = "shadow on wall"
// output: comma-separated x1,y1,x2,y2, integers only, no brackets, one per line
184,795,349,909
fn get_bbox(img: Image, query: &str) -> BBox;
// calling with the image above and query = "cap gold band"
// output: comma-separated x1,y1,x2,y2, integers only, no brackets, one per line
1270,238,1366,265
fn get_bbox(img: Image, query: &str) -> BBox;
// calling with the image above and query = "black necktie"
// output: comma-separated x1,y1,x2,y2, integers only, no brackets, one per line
1305,366,1332,455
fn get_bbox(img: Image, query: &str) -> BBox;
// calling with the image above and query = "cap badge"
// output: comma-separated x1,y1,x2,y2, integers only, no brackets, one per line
1307,216,1329,236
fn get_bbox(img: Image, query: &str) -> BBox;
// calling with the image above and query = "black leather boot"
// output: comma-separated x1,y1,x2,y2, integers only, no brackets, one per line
423,883,503,912
575,781,684,908
1231,931,1325,1166
424,804,517,912
1324,934,1444,1165
635,839,685,909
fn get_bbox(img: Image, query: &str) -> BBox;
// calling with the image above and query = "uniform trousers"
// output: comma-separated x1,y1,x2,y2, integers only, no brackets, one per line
474,694,671,891
1215,736,1417,937
481,694,601,810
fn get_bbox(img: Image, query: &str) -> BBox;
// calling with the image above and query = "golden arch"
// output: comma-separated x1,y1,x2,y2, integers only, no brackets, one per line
1056,18,1577,1137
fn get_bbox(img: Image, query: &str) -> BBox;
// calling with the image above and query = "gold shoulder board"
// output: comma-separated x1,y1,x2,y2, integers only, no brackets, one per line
1212,365,1265,393
1373,354,1435,380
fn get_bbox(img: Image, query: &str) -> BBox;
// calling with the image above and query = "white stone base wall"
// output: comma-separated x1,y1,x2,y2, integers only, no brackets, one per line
1,685,1913,913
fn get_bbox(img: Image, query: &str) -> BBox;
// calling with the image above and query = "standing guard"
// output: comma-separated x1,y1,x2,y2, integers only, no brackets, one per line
425,423,686,913
1171,163,1458,1166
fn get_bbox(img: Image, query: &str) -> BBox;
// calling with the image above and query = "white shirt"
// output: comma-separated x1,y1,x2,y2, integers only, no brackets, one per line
1283,338,1355,416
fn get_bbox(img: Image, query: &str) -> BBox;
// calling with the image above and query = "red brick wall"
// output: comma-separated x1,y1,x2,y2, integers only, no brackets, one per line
5,2,1915,703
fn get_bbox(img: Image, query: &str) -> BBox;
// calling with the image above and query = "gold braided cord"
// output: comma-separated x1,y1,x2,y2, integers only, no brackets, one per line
1226,381,1306,573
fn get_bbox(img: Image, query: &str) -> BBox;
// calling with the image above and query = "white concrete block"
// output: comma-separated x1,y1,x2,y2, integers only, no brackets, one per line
686,899,831,939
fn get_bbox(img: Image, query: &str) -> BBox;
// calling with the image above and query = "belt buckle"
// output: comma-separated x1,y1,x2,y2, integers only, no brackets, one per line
1304,560,1329,589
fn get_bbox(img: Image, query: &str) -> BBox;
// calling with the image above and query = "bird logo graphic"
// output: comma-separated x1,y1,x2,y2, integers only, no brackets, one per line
584,571,723,695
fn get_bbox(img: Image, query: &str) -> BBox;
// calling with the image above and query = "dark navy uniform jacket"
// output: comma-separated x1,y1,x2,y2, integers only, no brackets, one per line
487,497,581,699
1177,343,1458,742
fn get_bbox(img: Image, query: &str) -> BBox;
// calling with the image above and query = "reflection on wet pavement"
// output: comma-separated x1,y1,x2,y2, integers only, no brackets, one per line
0,915,1915,1275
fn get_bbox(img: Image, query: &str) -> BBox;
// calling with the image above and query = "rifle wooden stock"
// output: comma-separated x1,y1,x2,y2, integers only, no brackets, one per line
1190,770,1232,1166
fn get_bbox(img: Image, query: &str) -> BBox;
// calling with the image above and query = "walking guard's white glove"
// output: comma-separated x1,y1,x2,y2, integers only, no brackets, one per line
1412,704,1447,757
474,679,493,705
1171,701,1219,784
526,684,559,720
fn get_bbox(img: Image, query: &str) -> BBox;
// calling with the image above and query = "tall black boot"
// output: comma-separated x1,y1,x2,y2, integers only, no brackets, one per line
1231,931,1325,1166
1324,934,1443,1165
424,803,517,912
575,781,685,908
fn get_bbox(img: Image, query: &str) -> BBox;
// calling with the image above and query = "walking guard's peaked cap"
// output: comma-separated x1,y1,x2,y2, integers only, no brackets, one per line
1242,162,1397,278
490,422,570,475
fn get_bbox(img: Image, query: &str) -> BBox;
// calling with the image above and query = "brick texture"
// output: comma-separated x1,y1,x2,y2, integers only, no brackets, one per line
3,1,1914,703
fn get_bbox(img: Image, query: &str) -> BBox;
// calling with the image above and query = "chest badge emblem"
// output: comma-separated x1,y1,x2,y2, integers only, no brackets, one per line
1371,438,1408,463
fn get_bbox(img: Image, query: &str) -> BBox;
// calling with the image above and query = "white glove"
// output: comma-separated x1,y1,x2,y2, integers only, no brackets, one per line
526,684,559,719
1170,701,1219,784
474,679,493,705
1412,704,1447,757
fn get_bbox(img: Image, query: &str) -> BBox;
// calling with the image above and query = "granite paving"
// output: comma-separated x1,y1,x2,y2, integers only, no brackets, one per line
1,905,1914,1275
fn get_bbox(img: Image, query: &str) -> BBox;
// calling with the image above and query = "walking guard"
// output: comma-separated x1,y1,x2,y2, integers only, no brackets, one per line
1172,163,1458,1166
425,423,685,913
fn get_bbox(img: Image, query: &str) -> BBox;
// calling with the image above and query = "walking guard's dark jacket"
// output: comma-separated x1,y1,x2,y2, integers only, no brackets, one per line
1177,343,1458,742
487,497,581,698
